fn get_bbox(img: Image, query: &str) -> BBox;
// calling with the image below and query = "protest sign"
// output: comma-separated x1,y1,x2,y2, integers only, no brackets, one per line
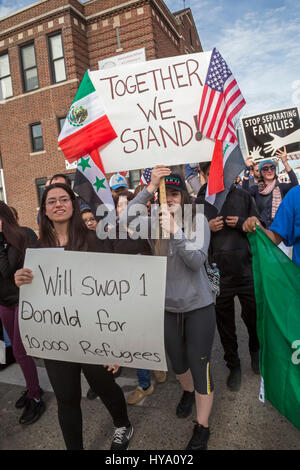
19,249,167,370
98,48,146,70
90,52,215,173
241,107,300,160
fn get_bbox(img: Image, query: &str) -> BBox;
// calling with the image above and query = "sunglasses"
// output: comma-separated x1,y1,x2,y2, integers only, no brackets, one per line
261,165,275,172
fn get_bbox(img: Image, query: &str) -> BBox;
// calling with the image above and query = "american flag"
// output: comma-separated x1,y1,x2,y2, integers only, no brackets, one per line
198,48,246,143
140,167,152,185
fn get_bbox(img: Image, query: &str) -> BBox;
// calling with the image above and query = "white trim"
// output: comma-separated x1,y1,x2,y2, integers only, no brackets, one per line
0,169,7,203
0,4,86,36
0,0,48,22
0,78,79,105
85,0,140,20
152,0,181,37
30,150,46,156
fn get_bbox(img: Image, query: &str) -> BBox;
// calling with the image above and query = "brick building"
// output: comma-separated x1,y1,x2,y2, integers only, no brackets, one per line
0,0,202,230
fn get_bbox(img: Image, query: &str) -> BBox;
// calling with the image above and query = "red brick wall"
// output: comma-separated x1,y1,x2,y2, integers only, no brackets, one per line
0,0,202,230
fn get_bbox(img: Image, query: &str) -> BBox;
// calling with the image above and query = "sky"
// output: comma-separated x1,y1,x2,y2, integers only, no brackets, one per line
1,0,300,118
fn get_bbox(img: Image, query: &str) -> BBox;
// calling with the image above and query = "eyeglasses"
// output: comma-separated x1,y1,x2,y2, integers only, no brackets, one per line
85,217,96,224
261,165,275,172
46,197,71,207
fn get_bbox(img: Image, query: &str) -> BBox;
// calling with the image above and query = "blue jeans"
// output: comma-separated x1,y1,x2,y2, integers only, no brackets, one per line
137,369,151,389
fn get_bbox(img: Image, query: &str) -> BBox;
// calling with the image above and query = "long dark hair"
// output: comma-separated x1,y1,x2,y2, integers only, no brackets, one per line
0,201,28,263
155,184,196,256
39,183,89,250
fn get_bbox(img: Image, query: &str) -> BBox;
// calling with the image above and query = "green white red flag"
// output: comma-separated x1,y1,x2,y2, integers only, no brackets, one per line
58,70,117,164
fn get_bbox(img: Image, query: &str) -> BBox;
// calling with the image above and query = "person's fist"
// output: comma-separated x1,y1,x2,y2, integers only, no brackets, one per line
209,216,224,232
14,268,34,287
225,216,239,228
242,216,260,233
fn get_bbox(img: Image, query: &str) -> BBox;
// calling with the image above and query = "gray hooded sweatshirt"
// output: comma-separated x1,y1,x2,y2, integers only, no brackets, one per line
120,188,215,313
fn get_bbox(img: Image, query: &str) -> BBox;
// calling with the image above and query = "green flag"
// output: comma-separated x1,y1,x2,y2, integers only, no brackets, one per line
248,226,300,430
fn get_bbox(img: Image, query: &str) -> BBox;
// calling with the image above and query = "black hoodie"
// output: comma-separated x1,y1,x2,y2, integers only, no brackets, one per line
196,184,259,281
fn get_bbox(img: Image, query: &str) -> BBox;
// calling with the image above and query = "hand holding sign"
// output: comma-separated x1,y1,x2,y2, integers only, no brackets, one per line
275,146,288,163
15,268,34,287
148,165,171,192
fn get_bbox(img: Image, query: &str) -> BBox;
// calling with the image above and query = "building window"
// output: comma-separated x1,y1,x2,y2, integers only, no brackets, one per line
58,116,66,134
20,43,39,92
35,177,48,205
30,123,44,152
0,53,13,100
128,169,141,189
0,169,5,202
115,27,122,49
48,33,66,83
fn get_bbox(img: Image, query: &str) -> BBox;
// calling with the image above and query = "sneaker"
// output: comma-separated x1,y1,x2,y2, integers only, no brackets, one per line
250,351,260,375
186,421,210,450
110,423,134,450
19,398,46,425
154,370,166,383
226,367,241,392
15,390,29,409
126,385,154,405
87,388,98,400
15,387,44,409
176,390,194,418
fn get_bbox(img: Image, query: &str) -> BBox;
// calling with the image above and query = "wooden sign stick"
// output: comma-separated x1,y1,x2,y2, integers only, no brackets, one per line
159,178,168,240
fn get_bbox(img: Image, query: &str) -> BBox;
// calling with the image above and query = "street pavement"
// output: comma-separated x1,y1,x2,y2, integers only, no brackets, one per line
0,299,300,451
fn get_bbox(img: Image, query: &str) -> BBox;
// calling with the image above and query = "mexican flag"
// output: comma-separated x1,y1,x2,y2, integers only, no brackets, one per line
74,152,114,217
58,71,117,164
248,226,300,430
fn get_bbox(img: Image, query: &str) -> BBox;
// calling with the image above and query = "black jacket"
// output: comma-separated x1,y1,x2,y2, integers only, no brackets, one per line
104,223,152,256
242,169,298,228
0,228,37,307
196,184,259,281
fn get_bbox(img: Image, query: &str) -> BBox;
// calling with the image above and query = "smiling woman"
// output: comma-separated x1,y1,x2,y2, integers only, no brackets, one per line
14,183,133,451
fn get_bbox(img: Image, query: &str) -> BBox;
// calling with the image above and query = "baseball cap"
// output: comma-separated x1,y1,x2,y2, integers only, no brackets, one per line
109,173,128,190
164,173,187,192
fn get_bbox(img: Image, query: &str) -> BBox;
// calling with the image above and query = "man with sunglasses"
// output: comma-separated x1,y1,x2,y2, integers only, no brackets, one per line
242,147,298,229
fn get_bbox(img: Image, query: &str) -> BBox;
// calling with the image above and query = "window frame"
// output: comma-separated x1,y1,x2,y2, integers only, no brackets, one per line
20,41,39,93
47,31,67,84
0,51,13,100
30,122,44,153
57,116,66,134
128,169,141,189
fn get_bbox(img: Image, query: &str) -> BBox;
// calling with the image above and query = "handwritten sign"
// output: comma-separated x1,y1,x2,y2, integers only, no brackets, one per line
19,249,167,370
90,52,215,173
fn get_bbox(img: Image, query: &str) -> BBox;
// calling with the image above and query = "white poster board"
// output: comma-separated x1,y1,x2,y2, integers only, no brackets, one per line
19,249,167,370
91,52,215,173
98,48,146,70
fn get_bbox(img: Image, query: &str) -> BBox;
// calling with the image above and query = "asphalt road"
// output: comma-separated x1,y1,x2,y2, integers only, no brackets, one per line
0,299,299,451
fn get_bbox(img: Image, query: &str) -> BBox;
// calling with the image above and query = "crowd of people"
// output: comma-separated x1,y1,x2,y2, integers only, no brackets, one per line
0,146,299,451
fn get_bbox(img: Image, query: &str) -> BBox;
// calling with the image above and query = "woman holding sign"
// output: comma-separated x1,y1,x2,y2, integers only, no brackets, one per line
121,166,216,451
243,147,298,229
15,183,133,451
0,202,45,425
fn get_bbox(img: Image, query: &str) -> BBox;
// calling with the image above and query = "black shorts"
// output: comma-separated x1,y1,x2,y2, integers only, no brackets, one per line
165,304,216,394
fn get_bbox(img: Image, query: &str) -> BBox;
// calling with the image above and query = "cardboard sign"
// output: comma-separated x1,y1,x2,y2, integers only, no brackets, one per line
90,52,215,173
241,107,300,160
19,249,167,370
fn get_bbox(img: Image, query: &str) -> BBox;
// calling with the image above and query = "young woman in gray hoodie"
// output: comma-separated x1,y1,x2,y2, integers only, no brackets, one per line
120,165,216,451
